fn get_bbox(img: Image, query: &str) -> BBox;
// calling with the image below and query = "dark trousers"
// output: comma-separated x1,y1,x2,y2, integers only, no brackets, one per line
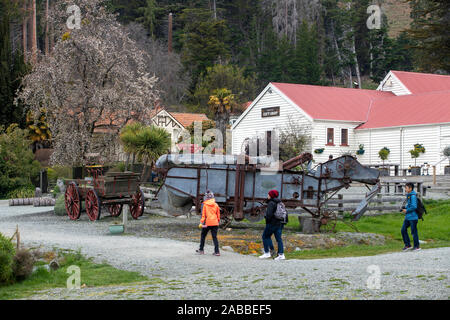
199,226,219,253
262,224,284,254
401,219,419,248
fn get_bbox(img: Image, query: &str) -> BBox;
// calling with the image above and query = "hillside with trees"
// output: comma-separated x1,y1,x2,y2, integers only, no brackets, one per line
1,0,448,127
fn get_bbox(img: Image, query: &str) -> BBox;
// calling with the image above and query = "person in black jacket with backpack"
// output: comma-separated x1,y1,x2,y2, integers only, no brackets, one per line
259,189,288,260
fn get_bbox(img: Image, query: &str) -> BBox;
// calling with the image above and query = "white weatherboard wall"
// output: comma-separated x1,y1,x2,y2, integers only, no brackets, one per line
440,124,450,173
150,109,184,152
311,120,361,163
377,72,411,96
355,124,448,174
231,86,312,155
354,128,401,167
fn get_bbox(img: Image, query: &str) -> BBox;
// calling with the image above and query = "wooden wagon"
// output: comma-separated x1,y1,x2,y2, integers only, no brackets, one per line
64,167,145,221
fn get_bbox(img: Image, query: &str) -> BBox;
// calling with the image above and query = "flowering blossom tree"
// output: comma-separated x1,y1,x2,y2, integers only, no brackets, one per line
15,0,160,166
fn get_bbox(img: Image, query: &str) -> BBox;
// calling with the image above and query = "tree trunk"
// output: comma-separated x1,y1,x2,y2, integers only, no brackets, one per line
22,0,28,59
350,30,362,89
349,66,353,88
125,153,130,171
331,21,345,85
215,112,229,149
49,1,54,54
30,0,37,64
45,0,49,55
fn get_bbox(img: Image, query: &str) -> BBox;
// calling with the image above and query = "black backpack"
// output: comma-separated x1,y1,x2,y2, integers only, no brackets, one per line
416,197,427,221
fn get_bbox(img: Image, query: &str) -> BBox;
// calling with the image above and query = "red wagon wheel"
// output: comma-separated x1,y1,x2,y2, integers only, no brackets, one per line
85,189,101,221
129,189,144,220
65,182,81,220
108,204,123,217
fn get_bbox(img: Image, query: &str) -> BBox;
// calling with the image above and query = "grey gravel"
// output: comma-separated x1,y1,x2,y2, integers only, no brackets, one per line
0,202,449,300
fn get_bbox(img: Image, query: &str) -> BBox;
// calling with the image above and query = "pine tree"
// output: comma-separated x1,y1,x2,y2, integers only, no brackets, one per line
406,0,450,73
179,8,230,92
0,0,30,127
294,21,322,85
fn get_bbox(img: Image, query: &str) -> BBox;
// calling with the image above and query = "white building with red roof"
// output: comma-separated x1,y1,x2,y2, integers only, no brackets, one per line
231,70,450,175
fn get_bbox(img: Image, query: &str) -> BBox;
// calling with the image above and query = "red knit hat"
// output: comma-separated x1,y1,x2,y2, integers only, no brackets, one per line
268,190,279,198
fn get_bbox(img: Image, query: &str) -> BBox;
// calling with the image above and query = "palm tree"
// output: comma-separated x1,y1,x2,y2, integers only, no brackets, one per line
26,110,52,152
208,88,236,148
119,122,144,171
134,125,171,182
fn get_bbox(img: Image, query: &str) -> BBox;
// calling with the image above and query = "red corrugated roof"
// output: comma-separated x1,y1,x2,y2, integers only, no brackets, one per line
169,112,209,128
392,70,450,94
357,90,450,129
271,82,394,122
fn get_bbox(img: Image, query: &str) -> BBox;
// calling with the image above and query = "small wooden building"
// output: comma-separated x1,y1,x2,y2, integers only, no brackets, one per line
150,109,209,151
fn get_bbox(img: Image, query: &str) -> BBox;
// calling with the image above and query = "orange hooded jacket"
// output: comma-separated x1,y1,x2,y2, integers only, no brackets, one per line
200,199,220,226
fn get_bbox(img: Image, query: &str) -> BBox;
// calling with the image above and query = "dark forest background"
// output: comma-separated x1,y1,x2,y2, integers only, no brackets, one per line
1,0,449,127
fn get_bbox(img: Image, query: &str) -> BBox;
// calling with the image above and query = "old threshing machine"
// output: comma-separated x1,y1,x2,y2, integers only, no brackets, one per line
64,167,145,221
155,153,381,230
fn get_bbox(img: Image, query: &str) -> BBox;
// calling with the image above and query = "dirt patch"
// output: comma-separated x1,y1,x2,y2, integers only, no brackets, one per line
125,214,386,255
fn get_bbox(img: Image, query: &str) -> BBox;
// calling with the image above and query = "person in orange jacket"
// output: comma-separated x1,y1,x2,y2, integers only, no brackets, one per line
196,190,221,256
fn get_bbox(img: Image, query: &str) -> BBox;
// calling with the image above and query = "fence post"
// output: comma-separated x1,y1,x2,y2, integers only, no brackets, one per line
377,193,382,214
338,194,343,216
433,166,436,185
122,204,129,232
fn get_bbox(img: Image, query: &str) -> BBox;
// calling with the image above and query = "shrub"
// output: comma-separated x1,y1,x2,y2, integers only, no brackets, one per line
414,143,426,153
109,162,126,173
52,184,61,197
378,147,390,163
0,233,15,284
47,166,72,182
12,249,35,281
443,146,450,166
0,124,41,198
47,167,57,183
54,193,67,216
6,186,35,199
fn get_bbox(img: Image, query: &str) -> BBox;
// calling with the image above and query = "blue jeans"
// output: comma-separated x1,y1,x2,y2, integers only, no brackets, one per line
262,224,284,254
401,219,419,248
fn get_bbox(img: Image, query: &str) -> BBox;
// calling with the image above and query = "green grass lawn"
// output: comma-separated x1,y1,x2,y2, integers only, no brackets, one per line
284,199,450,260
0,250,149,300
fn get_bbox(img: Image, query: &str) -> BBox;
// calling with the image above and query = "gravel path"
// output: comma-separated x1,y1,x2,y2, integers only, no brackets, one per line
0,204,449,300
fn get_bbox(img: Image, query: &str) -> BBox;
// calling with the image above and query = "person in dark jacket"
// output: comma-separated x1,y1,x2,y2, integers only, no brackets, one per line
401,183,420,251
259,189,287,260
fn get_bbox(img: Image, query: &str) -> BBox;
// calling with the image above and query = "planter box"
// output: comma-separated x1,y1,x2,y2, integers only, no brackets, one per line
445,166,450,175
410,167,421,176
109,225,124,234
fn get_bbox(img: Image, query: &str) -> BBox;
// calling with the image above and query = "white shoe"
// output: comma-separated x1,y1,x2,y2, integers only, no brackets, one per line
259,252,271,259
274,254,286,261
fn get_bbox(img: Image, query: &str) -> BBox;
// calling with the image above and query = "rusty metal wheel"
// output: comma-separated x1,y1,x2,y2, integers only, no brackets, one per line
130,189,144,220
85,189,101,221
244,206,265,223
65,182,81,220
219,206,234,229
108,203,123,217
319,211,337,233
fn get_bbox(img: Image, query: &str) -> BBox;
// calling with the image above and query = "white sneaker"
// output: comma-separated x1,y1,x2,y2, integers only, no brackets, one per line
274,254,286,261
259,252,271,259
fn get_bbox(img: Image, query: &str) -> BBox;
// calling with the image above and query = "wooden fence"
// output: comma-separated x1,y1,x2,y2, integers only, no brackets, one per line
317,193,406,216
